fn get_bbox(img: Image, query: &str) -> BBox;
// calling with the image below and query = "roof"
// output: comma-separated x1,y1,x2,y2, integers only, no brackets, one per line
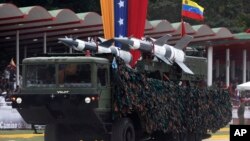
0,3,250,54
23,56,109,63
234,32,250,40
237,81,250,91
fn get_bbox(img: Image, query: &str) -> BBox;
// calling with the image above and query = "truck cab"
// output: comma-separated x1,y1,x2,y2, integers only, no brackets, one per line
11,56,113,141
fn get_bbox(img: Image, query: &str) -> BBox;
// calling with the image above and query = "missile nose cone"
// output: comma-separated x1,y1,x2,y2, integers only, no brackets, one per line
114,37,133,46
58,38,78,48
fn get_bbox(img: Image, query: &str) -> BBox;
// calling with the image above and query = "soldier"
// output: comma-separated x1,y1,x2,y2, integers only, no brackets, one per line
32,124,38,134
238,102,245,125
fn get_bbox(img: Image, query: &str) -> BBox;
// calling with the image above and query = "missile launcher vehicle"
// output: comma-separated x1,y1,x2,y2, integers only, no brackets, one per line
9,36,232,141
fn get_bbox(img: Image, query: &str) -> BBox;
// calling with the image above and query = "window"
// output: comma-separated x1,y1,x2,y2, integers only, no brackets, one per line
58,63,92,87
25,64,56,87
97,65,107,86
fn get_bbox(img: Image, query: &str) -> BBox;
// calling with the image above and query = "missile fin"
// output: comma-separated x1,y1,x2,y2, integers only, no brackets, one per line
72,36,78,41
98,37,106,43
154,53,172,65
154,34,172,46
98,38,130,51
144,35,156,42
174,35,193,50
99,39,114,47
121,44,131,51
175,61,194,75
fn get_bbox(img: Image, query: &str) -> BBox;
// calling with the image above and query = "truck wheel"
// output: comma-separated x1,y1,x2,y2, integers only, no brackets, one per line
45,124,82,141
195,133,202,141
154,132,180,141
111,118,135,141
44,124,59,141
187,133,202,141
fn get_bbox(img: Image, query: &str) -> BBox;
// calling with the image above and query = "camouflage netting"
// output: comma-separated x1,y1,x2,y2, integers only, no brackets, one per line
112,57,232,134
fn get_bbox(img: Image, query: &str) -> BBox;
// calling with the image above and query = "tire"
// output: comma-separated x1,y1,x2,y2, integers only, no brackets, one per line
111,118,135,141
44,124,59,141
186,133,195,141
195,133,202,141
186,133,203,141
45,124,106,141
202,133,211,140
154,132,180,141
44,124,77,141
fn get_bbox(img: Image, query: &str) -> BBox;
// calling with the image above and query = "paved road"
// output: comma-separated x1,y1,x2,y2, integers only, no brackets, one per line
204,127,229,141
0,127,230,141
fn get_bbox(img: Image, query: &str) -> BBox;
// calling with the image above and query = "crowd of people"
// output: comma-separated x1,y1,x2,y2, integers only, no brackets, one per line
0,63,18,97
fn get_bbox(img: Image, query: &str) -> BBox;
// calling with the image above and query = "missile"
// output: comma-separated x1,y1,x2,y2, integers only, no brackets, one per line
114,35,194,74
58,37,97,52
58,37,132,64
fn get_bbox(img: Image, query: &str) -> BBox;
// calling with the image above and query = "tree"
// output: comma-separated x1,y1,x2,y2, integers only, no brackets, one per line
147,0,250,33
199,0,246,32
148,0,181,22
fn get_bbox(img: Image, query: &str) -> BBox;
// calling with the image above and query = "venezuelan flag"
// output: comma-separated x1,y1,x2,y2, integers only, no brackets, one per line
100,0,148,67
182,0,204,21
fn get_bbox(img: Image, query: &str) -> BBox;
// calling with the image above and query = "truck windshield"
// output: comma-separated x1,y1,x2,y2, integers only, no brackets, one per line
25,63,92,88
58,63,92,88
25,64,56,87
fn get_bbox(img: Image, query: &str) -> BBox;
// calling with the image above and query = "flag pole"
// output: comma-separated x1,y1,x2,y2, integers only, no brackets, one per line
181,18,186,37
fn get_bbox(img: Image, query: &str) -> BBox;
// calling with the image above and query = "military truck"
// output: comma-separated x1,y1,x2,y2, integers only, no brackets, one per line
9,53,231,141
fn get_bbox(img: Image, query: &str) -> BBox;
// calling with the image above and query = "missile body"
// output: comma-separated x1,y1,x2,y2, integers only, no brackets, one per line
58,37,132,64
58,38,98,52
109,47,132,64
128,38,153,52
164,44,185,63
114,37,173,63
114,35,194,74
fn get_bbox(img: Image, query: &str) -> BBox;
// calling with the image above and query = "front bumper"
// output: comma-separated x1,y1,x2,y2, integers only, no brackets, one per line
10,94,100,125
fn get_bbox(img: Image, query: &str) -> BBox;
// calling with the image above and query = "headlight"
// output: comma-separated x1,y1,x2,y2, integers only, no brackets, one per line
85,97,91,104
16,97,22,104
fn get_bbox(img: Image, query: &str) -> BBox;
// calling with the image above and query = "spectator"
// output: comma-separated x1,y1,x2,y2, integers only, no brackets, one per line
0,77,4,92
14,85,20,93
4,67,10,82
0,88,2,96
